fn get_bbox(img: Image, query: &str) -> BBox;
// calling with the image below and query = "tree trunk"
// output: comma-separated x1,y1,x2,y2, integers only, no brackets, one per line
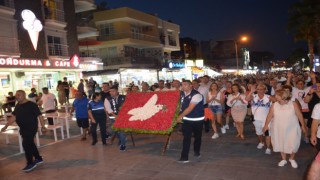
308,39,315,70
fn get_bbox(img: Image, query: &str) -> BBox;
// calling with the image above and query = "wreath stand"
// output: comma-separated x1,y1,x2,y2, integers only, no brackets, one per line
161,132,172,155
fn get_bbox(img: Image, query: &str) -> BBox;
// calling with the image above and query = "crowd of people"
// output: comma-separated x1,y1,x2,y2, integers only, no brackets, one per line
1,72,320,177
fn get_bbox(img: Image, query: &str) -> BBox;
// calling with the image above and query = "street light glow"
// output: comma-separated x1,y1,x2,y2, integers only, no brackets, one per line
241,36,248,42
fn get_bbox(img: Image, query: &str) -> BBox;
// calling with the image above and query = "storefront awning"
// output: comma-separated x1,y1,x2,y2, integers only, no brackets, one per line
82,69,119,76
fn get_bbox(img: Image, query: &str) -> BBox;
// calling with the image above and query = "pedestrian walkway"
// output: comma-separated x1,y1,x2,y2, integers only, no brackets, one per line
0,120,317,180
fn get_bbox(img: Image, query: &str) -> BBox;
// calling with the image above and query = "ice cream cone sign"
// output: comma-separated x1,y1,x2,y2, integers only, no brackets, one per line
21,10,43,50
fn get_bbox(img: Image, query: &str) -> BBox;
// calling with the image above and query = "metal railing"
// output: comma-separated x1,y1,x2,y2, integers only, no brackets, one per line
0,36,19,54
99,32,159,43
75,0,94,3
0,0,14,8
103,56,159,66
47,9,65,22
48,43,68,56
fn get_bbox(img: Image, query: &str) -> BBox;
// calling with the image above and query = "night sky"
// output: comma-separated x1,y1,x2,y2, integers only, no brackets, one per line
95,0,306,59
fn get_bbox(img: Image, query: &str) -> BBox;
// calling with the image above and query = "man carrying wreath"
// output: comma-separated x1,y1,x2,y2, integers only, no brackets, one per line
104,86,127,151
177,80,205,163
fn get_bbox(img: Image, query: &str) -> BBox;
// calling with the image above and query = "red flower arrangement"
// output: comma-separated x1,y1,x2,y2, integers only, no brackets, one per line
113,91,181,134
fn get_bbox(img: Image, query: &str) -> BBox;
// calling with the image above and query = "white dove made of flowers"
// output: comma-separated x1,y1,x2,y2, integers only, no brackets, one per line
127,94,164,121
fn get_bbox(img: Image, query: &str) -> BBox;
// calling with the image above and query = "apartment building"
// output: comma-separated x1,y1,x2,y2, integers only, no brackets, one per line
78,7,181,86
0,0,95,96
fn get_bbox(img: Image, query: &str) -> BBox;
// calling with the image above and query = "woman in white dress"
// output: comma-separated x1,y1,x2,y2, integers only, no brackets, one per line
263,89,306,168
227,84,248,139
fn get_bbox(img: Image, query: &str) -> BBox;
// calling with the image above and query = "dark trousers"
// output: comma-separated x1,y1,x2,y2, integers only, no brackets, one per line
91,117,106,143
65,89,70,102
180,120,204,160
45,109,56,125
22,133,41,165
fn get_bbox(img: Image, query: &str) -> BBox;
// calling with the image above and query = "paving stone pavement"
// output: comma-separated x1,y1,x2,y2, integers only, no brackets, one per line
0,119,318,180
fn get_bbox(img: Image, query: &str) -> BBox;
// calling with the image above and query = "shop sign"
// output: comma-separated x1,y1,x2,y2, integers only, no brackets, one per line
0,57,79,69
168,62,185,69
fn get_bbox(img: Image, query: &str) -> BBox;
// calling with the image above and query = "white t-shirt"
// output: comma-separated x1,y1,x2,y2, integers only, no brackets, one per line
292,86,310,110
198,83,211,105
251,94,272,122
155,87,169,91
207,91,222,106
41,93,56,111
183,91,203,104
311,103,320,138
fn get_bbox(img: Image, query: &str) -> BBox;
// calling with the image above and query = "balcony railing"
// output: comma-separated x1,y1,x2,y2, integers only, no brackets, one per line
0,0,14,8
104,56,160,66
0,36,19,54
48,43,68,57
99,32,159,43
47,9,65,22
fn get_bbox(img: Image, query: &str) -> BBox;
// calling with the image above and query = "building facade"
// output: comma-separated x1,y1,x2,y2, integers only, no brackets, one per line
78,7,181,87
0,0,94,98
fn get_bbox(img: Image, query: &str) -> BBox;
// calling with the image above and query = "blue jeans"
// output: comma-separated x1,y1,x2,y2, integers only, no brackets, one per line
108,118,126,146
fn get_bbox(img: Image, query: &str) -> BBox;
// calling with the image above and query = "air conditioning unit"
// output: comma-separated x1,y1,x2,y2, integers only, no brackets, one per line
15,72,25,78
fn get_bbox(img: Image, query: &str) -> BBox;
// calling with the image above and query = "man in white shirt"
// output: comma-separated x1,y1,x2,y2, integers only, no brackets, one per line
311,103,320,151
155,80,169,91
170,80,181,91
197,75,212,132
38,87,57,125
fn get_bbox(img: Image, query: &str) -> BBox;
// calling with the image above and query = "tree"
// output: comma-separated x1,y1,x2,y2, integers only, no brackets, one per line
287,48,308,67
287,0,320,69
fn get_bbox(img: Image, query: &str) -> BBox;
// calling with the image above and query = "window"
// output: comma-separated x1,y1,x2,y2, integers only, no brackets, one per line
100,23,114,37
47,35,64,56
106,47,117,58
167,31,176,46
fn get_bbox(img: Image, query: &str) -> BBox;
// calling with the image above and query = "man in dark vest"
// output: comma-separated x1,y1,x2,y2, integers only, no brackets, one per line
104,86,127,151
177,80,204,163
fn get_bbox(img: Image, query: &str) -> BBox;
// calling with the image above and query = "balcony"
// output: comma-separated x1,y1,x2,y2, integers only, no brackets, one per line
0,0,14,8
0,0,14,15
0,36,19,56
104,56,160,67
79,51,102,63
98,32,160,43
48,43,68,57
77,26,99,39
45,9,66,28
74,0,96,13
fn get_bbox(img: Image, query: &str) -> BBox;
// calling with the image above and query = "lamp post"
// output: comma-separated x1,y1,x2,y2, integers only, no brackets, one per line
183,43,187,59
302,58,305,71
234,36,248,74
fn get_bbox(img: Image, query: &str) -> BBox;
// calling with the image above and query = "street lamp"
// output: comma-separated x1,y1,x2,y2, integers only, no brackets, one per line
235,36,248,74
301,58,305,71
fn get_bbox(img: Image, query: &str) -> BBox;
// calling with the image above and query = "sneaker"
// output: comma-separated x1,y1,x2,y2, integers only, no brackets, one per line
34,158,44,165
91,141,97,146
278,160,287,167
289,159,298,168
211,133,219,139
224,124,230,130
265,148,271,155
22,162,37,173
120,145,126,151
257,143,264,149
221,127,226,134
177,159,189,164
194,153,201,158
